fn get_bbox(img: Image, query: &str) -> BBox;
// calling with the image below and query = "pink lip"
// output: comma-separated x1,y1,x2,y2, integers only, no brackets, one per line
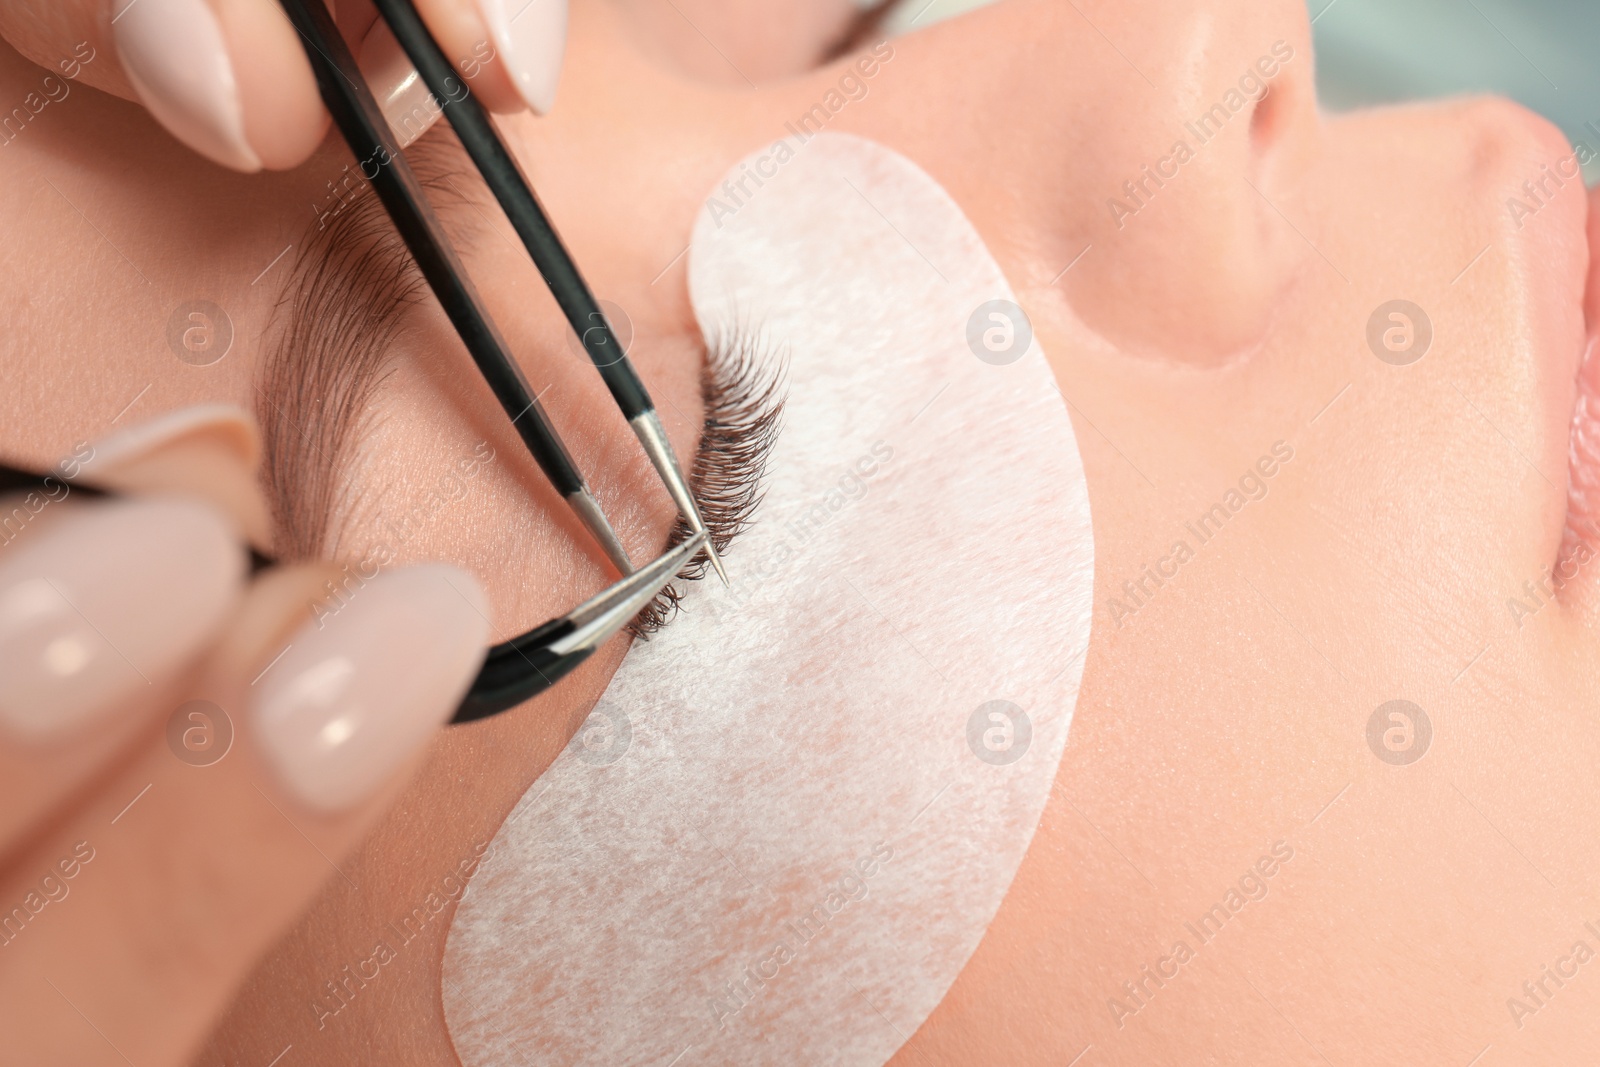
1559,188,1600,549
1586,184,1600,345
1571,187,1599,392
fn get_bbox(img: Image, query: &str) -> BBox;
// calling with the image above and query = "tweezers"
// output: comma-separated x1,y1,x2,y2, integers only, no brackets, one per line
277,0,727,582
0,464,701,722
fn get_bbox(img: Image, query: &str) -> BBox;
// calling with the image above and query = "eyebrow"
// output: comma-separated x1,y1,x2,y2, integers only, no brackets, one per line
255,137,466,560
254,132,780,626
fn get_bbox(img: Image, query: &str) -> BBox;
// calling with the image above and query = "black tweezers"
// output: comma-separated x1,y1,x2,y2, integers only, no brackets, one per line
278,0,726,582
0,463,702,722
1,2,718,722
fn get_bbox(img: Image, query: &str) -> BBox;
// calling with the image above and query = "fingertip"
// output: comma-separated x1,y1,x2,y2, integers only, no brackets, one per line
0,496,245,743
471,0,567,115
112,0,262,171
89,404,275,552
218,0,330,169
109,0,329,171
413,0,565,115
243,563,489,813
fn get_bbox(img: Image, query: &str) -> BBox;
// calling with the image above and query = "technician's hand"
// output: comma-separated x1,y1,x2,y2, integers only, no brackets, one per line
0,0,566,170
0,407,490,1067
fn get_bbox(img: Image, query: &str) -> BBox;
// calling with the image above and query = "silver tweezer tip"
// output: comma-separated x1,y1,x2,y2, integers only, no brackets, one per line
565,487,635,575
630,409,729,585
551,530,708,656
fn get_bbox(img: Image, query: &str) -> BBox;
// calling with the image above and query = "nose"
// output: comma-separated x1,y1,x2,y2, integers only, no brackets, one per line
865,0,1321,365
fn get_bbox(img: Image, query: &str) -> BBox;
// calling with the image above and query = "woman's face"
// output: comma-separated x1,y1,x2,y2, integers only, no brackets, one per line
6,0,1599,1061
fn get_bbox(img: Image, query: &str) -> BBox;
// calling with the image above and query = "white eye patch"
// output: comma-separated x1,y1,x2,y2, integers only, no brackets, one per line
442,132,1095,1066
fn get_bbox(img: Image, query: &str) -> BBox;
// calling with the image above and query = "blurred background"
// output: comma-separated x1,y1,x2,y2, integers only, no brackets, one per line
1306,0,1599,180
887,0,1600,181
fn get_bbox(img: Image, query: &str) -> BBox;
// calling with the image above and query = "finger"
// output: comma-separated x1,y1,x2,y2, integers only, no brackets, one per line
0,494,244,853
0,405,266,855
0,562,489,1067
410,0,568,115
86,404,273,551
342,0,572,151
0,0,562,172
0,0,330,170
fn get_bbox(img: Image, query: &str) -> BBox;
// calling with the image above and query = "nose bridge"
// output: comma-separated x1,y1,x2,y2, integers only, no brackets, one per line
848,0,1322,365
1068,2,1319,363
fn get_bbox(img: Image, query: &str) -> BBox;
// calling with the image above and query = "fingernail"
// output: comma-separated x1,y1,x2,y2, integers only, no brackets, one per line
91,404,258,470
85,405,273,552
113,0,262,171
0,499,243,742
474,0,568,115
250,565,489,812
358,20,442,149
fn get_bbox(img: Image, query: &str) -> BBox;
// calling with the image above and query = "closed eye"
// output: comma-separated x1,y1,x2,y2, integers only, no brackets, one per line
254,131,782,633
630,330,785,635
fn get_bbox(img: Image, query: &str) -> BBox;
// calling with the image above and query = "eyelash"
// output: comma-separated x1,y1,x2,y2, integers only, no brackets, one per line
629,330,787,636
258,137,786,635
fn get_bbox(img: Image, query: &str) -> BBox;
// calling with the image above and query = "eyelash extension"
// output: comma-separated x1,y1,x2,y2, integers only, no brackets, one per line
259,127,784,641
629,330,787,636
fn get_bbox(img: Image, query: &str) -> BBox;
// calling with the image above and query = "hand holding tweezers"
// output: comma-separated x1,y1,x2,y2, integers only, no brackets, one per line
0,463,703,722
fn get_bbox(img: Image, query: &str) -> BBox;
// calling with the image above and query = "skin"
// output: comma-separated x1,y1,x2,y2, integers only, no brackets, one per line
1,0,1598,1064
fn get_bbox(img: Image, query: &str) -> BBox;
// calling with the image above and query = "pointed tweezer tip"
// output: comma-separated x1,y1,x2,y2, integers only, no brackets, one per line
566,487,635,575
704,538,730,585
450,530,706,723
628,410,728,585
553,530,708,656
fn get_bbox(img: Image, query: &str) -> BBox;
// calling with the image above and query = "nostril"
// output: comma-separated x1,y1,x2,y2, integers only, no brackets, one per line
1248,68,1306,176
1053,22,1318,366
1249,83,1282,151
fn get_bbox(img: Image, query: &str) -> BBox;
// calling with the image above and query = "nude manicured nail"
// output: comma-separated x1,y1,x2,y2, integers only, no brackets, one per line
0,498,243,742
250,565,489,812
91,404,257,468
113,0,262,171
474,0,568,114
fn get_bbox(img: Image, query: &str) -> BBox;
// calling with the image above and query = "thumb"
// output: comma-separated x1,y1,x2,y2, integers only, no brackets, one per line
0,0,569,173
0,0,328,170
